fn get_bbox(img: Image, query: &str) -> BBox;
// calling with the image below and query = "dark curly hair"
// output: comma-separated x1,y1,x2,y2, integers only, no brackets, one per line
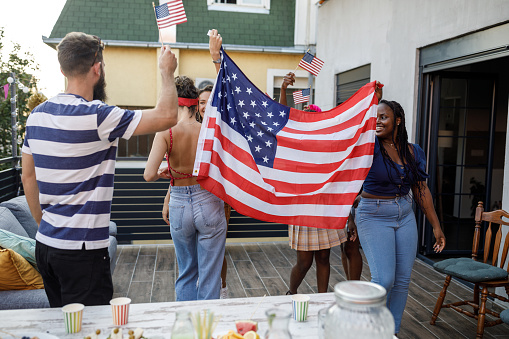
378,100,425,200
175,76,199,118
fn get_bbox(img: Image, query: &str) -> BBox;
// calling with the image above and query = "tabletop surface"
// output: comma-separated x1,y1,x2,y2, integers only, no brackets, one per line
0,293,336,339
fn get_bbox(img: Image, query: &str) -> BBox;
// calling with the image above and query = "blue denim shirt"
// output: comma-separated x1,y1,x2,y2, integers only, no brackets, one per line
363,137,429,196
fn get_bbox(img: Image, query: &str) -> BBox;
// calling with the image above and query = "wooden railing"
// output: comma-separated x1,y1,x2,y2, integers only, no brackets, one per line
111,168,288,242
0,165,287,241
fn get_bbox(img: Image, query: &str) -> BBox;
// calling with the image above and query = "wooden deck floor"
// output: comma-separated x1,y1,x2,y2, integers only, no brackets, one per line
112,242,509,338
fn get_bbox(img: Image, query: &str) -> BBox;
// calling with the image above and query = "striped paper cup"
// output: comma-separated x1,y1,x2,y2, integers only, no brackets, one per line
291,294,310,322
110,297,131,325
62,303,84,333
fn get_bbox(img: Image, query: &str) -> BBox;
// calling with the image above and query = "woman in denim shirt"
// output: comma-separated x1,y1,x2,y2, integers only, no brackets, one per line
354,100,446,335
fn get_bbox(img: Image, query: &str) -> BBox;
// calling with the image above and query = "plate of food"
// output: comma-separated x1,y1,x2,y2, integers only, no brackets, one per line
0,331,59,339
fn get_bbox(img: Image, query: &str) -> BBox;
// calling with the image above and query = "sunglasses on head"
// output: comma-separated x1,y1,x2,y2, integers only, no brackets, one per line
91,35,105,67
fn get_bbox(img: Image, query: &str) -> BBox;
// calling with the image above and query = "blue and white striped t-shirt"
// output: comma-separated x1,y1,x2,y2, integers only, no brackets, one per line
22,93,142,250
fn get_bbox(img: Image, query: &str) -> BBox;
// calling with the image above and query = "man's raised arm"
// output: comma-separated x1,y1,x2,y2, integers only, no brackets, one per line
133,46,179,136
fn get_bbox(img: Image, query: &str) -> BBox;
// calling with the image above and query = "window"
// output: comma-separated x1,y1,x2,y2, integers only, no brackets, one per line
116,106,154,159
267,69,312,110
208,0,270,14
335,64,371,105
117,134,155,159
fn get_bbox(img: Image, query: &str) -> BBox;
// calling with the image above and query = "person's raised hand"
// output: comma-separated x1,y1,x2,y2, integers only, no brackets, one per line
159,46,177,78
375,81,383,102
281,72,295,90
209,29,222,61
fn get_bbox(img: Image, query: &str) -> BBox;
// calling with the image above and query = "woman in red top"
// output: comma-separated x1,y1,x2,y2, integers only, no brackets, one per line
144,76,227,301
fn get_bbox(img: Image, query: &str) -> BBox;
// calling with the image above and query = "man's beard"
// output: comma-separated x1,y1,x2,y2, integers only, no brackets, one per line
93,70,107,102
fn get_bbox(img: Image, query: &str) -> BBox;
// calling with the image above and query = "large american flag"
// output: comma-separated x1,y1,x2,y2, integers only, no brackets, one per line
155,0,187,29
194,50,378,229
298,52,324,76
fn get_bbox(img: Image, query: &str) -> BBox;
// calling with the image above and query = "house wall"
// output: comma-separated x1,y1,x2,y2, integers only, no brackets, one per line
104,47,303,108
315,0,509,139
316,0,509,306
104,47,159,107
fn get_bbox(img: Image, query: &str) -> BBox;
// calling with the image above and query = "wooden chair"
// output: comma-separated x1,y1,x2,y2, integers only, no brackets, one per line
430,201,509,338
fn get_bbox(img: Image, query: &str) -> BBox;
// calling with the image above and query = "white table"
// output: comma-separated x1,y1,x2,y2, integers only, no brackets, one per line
0,293,336,339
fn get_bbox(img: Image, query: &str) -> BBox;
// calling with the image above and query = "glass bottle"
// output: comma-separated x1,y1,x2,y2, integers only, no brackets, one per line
324,281,394,339
264,308,292,339
171,311,195,339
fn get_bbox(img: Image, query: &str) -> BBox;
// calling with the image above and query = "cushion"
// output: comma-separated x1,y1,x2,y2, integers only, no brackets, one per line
0,228,37,267
0,196,38,239
0,289,49,310
501,309,509,324
0,248,44,290
109,221,117,237
433,257,508,283
0,207,28,238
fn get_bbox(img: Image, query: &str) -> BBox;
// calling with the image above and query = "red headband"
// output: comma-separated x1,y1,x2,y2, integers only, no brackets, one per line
178,97,199,107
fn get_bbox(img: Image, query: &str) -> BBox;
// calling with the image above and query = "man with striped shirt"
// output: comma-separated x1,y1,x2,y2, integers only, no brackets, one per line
21,32,179,307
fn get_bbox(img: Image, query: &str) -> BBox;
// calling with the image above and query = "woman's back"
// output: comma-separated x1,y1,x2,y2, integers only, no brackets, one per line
167,120,201,186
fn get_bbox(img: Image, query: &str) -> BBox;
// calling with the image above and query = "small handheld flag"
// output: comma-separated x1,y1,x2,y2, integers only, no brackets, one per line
298,52,324,76
154,0,187,29
293,88,310,104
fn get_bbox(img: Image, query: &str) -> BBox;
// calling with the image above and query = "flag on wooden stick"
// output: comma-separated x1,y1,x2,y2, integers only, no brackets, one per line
155,0,187,29
298,52,324,76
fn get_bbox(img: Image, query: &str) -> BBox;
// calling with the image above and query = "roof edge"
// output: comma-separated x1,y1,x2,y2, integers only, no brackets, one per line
42,37,307,54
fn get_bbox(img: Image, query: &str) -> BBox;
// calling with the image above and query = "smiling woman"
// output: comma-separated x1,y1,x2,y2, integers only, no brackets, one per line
355,99,446,335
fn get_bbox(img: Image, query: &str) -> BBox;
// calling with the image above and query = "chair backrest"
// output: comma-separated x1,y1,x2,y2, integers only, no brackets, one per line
472,201,509,271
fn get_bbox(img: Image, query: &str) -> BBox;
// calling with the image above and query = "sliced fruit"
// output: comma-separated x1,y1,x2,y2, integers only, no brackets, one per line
235,320,258,335
243,331,260,339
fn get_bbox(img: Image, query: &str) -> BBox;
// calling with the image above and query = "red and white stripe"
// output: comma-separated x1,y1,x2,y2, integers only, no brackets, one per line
293,90,310,104
194,82,378,229
112,304,130,325
158,0,187,29
298,55,324,77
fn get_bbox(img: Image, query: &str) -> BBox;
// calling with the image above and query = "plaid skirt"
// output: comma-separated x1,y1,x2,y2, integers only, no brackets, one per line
288,225,347,251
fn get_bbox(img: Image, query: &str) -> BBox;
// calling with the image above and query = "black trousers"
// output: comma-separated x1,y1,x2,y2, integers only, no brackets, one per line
35,241,113,307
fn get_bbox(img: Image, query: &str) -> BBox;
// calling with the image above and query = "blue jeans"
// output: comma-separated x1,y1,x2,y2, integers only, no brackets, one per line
355,196,418,333
169,185,227,301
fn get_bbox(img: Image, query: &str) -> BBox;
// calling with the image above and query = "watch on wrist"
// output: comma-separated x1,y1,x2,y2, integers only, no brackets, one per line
212,57,221,64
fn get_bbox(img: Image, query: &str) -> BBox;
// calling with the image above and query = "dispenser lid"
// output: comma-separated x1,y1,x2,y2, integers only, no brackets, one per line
334,281,387,304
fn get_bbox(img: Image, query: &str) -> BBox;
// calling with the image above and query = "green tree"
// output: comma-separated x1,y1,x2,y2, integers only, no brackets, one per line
0,27,40,167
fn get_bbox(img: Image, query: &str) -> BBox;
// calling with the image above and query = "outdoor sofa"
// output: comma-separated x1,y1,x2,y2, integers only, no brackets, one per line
0,195,117,310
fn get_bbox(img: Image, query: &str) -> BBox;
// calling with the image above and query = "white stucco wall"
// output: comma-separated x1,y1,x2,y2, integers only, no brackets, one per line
314,0,509,140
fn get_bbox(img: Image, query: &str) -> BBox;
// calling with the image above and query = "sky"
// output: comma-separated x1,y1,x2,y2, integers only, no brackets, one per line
1,0,67,97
